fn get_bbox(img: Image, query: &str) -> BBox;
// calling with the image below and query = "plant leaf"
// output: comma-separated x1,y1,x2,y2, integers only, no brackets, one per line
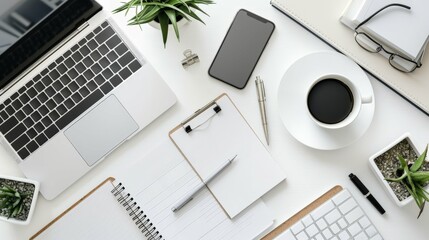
164,9,180,40
385,172,407,182
398,155,408,169
158,12,170,47
411,145,428,172
410,171,429,183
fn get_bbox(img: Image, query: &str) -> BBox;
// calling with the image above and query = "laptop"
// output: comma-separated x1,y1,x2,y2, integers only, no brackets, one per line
0,0,177,200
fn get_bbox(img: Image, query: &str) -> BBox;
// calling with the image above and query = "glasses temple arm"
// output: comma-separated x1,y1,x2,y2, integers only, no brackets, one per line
355,3,410,30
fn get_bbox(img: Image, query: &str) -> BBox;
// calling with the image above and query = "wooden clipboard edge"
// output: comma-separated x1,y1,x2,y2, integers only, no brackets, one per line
168,93,230,217
30,177,116,240
261,185,343,240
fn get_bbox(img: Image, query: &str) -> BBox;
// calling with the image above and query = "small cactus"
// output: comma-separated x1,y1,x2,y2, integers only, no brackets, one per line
0,185,29,219
385,145,429,218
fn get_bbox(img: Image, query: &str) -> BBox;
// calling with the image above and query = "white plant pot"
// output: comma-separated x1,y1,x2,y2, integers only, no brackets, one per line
0,175,39,225
148,17,188,30
369,133,427,207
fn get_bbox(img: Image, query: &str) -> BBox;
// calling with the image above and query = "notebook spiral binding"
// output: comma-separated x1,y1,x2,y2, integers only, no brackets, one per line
111,183,163,240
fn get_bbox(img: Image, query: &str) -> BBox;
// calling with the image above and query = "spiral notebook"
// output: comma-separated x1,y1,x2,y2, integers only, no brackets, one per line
31,140,274,240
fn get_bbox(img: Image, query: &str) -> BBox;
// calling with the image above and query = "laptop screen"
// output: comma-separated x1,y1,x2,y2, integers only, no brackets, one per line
0,0,101,90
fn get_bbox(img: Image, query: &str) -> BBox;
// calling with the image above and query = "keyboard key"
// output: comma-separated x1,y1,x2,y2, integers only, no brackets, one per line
78,38,87,46
129,60,142,72
91,63,102,74
5,123,26,143
311,201,335,221
83,56,94,67
55,56,64,64
75,62,86,73
99,56,109,68
61,88,72,98
57,104,67,115
0,111,8,121
5,106,14,115
41,116,52,127
23,117,34,128
19,93,30,103
18,86,26,94
90,50,101,62
60,74,72,85
64,99,75,109
25,80,34,89
115,43,128,56
72,52,83,62
41,68,49,76
94,75,105,86
87,80,97,91
345,207,364,224
354,232,368,240
0,116,18,134
4,99,11,106
37,92,48,103
305,224,318,238
56,89,103,129
302,216,313,227
79,86,90,98
295,231,308,240
95,27,115,44
365,226,377,237
68,68,78,79
322,228,333,239
325,209,341,225
316,218,327,230
57,63,67,74
41,75,53,86
87,39,98,50
119,68,132,80
110,75,122,87
15,110,25,121
71,44,79,52
106,35,121,49
31,111,42,122
53,93,64,105
100,82,113,94
64,57,75,68
34,122,44,133
102,68,113,79
359,217,371,229
44,124,59,139
71,92,83,103
53,81,64,91
314,234,324,240
26,140,38,153
348,222,362,236
338,230,350,240
49,111,60,122
80,45,90,56
27,128,37,139
45,86,56,97
86,32,95,41
330,223,340,234
98,44,109,55
101,21,108,28
110,62,121,72
35,134,48,146
10,92,18,100
30,98,41,109
64,50,72,58
27,87,37,98
118,52,134,67
339,198,357,215
48,62,56,70
38,105,49,116
12,100,23,110
17,148,30,159
33,74,42,82
46,99,57,110
370,234,383,240
83,69,95,80
291,221,304,235
49,69,60,80
107,51,118,62
22,104,33,115
34,82,44,92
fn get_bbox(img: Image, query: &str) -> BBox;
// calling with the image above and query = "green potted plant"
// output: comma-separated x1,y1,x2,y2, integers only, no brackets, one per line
113,0,214,47
0,175,39,225
369,133,429,218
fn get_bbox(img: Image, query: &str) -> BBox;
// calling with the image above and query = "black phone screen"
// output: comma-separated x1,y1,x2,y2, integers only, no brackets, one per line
208,9,275,89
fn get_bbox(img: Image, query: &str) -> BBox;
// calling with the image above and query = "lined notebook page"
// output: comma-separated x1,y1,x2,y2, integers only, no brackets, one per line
170,94,285,218
33,182,144,240
118,140,274,240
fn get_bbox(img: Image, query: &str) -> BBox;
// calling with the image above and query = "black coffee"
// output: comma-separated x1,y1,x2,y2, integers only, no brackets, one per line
307,79,354,124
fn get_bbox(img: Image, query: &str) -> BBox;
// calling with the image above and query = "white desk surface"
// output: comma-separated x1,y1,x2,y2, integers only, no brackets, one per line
1,0,429,239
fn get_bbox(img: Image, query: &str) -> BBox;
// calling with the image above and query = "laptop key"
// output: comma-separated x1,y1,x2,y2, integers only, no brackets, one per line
37,92,49,103
38,105,49,116
49,111,60,122
49,69,60,80
41,76,53,86
45,86,56,98
95,27,114,45
109,75,122,87
5,123,26,143
129,60,142,73
26,141,39,153
30,98,41,109
17,148,30,159
27,128,37,139
46,99,57,110
41,116,52,127
64,99,75,109
10,93,19,101
100,82,113,95
67,68,78,79
34,82,45,92
44,124,59,139
57,104,67,115
115,43,128,56
31,111,42,122
27,87,37,98
12,100,23,111
11,134,30,151
71,93,83,103
118,52,135,67
34,123,44,133
19,93,30,103
23,117,34,128
15,110,25,121
57,63,67,74
0,111,8,120
22,105,33,115
119,68,132,80
35,134,48,146
106,35,121,49
56,89,103,130
0,116,18,134
5,106,14,115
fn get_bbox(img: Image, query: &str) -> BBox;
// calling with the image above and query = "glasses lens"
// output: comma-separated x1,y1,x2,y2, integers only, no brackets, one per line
355,33,381,53
389,55,417,72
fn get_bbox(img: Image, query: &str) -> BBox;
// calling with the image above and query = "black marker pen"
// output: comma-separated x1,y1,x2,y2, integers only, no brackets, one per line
349,173,386,214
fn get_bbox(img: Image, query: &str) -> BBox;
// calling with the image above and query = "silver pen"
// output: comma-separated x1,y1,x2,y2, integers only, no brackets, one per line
255,76,269,145
171,155,237,212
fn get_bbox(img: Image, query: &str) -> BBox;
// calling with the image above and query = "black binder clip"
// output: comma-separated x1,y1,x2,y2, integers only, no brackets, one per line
181,49,199,68
184,104,222,133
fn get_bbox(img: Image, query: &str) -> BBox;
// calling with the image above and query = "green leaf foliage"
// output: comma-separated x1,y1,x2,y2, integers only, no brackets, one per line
113,0,214,47
0,185,28,219
385,145,429,218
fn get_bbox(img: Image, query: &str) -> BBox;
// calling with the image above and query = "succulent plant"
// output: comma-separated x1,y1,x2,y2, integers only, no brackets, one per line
113,0,214,47
385,145,429,218
0,185,29,219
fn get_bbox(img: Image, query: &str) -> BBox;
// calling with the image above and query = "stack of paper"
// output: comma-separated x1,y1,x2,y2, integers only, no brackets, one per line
340,0,429,66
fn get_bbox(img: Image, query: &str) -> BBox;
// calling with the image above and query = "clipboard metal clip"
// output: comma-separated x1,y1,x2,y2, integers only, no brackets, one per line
182,102,222,133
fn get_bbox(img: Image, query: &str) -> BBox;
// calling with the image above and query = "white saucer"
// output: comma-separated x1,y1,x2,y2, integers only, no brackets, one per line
278,52,375,150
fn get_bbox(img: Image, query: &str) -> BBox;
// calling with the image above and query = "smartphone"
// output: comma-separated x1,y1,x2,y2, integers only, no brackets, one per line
208,9,275,89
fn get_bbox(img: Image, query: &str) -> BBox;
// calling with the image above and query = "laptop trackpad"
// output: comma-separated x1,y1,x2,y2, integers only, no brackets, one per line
64,95,138,166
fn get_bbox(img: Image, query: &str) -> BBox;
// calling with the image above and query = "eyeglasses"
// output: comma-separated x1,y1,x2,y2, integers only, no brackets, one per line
354,4,421,73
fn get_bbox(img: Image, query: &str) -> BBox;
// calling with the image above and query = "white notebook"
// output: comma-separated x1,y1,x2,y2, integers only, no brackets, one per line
169,94,286,219
31,140,274,240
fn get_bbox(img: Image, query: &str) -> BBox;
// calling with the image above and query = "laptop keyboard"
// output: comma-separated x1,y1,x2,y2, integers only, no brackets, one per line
0,20,143,160
274,189,383,240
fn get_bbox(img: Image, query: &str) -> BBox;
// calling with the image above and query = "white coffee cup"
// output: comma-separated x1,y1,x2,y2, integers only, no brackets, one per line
306,74,372,130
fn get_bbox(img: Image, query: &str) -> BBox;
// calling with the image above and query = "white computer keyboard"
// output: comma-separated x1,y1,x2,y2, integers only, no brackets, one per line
275,189,383,240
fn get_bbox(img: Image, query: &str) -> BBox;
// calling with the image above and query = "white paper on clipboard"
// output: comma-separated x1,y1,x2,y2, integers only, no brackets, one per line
169,94,286,218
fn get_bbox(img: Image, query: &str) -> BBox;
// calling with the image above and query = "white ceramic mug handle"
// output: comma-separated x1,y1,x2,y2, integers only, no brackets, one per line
361,95,373,104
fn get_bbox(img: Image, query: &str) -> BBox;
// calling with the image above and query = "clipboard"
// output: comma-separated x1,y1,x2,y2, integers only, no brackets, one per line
169,93,286,219
261,185,343,240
